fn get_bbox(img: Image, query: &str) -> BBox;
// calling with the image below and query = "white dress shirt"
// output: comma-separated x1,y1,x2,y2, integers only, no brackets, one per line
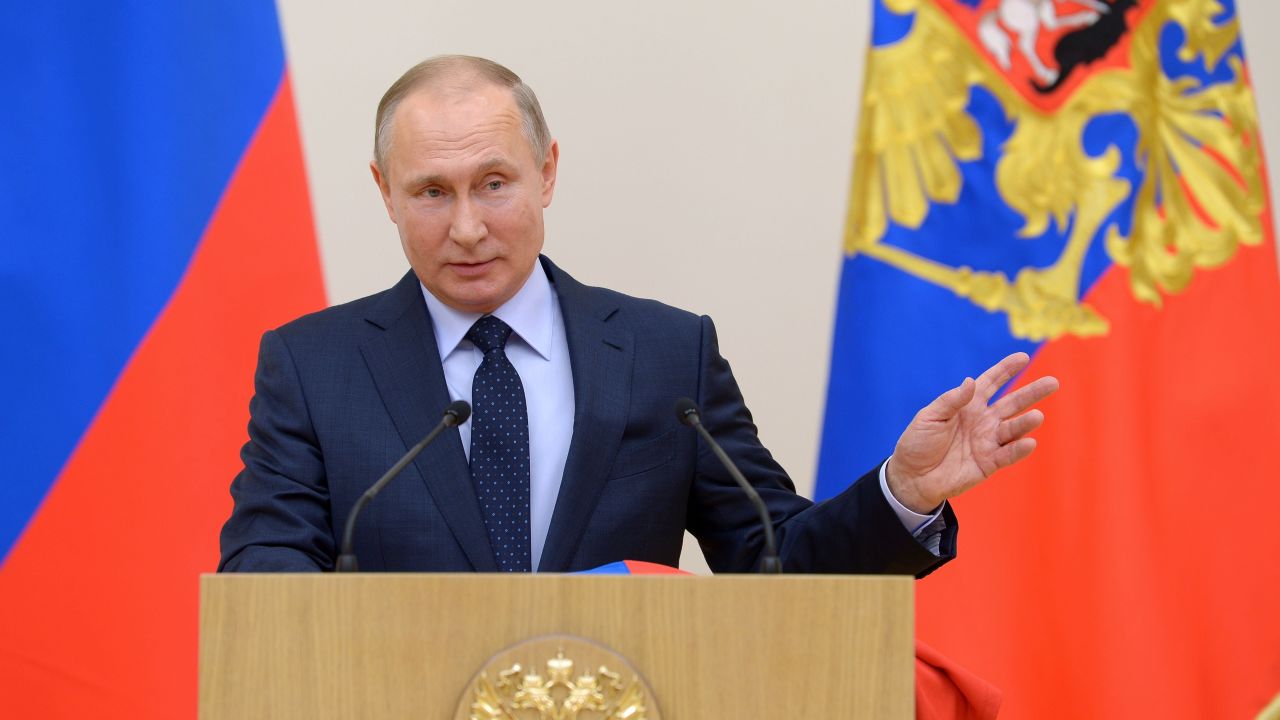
421,267,943,571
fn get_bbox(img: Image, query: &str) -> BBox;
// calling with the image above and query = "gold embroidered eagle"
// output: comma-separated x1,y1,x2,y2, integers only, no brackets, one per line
845,0,1266,341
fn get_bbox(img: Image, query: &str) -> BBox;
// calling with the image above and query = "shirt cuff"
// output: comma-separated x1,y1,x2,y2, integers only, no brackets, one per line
878,457,945,536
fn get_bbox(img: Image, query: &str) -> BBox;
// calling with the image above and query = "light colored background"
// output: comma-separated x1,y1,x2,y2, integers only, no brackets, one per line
276,0,1280,572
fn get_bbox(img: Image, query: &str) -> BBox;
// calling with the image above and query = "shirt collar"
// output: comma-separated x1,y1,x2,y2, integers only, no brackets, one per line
420,263,555,362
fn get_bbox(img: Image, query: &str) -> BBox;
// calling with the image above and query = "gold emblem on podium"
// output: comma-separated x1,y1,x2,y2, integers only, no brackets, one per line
455,635,661,720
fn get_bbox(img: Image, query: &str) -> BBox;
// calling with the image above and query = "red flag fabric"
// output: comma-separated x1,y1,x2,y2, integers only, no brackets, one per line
916,640,1003,720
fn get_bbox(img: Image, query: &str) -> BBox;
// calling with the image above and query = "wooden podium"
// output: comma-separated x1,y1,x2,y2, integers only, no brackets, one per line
199,573,913,718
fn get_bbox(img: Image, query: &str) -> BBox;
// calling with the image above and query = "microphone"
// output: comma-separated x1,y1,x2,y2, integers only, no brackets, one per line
335,400,471,572
675,398,782,574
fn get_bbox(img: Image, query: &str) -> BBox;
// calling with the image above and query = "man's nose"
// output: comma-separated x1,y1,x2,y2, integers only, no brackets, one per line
448,195,487,247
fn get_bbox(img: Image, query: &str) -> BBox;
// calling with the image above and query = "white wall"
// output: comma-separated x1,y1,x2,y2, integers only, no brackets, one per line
276,0,1280,572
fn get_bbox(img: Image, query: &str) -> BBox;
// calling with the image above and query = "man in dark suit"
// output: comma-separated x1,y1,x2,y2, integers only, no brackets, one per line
218,56,1057,575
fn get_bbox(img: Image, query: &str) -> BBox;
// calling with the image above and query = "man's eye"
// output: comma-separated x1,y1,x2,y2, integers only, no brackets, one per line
486,180,504,191
425,188,443,198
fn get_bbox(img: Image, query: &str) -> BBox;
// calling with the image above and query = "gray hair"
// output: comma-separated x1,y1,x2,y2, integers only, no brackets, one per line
373,55,552,168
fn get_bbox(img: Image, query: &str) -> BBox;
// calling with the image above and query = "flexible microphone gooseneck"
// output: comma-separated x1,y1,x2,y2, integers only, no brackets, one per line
675,398,782,574
335,400,471,572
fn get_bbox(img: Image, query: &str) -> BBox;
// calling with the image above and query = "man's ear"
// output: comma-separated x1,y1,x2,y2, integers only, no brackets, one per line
540,140,560,208
370,160,397,224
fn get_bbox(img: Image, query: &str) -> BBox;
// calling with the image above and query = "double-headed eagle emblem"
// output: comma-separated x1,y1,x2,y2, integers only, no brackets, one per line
847,0,1266,341
468,648,649,720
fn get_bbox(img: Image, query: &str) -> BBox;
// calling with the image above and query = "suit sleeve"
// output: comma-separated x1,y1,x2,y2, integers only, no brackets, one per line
685,315,956,576
218,330,334,572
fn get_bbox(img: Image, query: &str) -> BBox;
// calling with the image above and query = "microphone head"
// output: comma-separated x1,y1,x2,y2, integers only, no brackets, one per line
674,397,700,427
444,400,471,426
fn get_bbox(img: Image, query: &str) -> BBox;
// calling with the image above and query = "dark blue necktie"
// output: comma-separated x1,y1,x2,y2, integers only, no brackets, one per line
466,315,532,572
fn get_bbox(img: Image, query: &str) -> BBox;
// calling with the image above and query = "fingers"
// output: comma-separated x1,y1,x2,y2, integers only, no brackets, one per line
992,375,1060,419
993,436,1037,469
923,376,975,421
997,409,1044,445
975,352,1031,402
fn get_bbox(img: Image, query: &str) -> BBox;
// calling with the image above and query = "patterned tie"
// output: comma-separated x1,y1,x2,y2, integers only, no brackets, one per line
466,315,532,572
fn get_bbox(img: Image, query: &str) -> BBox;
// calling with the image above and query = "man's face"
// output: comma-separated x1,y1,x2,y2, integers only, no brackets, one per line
371,82,558,314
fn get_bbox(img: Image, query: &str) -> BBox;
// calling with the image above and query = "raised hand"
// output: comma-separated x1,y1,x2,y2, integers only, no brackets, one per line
885,352,1059,514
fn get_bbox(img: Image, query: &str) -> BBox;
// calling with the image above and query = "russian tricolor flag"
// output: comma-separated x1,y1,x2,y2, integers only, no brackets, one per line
0,5,324,716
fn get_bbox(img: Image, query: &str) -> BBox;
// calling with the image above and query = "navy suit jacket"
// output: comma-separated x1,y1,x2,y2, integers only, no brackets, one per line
219,257,957,574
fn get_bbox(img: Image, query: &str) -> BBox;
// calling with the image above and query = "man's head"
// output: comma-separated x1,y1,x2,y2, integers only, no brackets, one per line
370,55,558,313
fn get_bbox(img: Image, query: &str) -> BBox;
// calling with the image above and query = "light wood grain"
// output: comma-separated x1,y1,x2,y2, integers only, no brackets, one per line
199,574,913,719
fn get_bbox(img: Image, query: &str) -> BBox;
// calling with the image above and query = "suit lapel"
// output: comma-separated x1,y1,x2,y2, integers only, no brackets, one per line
358,271,498,572
537,258,634,572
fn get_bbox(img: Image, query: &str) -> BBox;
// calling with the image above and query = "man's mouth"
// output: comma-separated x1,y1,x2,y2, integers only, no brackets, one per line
448,258,496,276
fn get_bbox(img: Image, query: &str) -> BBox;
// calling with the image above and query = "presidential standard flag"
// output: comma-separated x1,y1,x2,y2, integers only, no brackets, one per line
0,4,325,717
817,0,1280,717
